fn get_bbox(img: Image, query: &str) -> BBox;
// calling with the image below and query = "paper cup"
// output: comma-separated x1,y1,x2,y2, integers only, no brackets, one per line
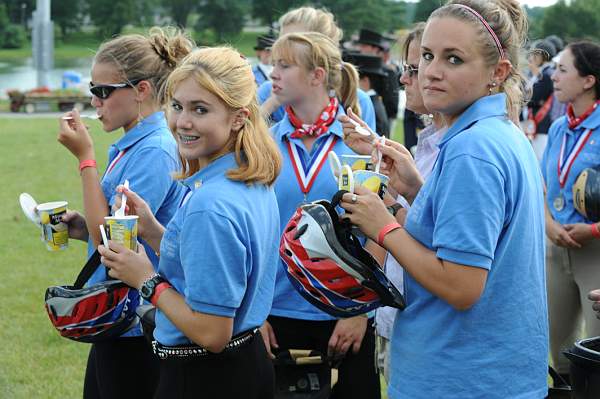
340,154,373,171
353,170,389,198
104,215,139,250
37,201,69,251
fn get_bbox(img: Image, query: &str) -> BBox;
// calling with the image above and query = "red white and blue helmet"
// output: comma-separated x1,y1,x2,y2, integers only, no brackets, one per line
279,196,405,318
44,251,140,343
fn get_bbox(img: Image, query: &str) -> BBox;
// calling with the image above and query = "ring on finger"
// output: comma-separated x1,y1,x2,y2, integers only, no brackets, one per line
351,194,358,203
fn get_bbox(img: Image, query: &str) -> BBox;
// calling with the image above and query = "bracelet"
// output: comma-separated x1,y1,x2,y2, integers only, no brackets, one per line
386,203,403,216
79,159,97,172
377,222,402,247
151,282,172,306
591,223,600,239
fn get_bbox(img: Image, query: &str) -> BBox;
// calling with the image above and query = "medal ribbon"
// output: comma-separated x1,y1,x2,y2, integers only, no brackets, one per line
287,135,338,194
558,129,593,188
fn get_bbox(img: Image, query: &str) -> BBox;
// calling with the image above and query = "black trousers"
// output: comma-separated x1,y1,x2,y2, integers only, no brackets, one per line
84,336,159,399
154,331,274,399
268,316,381,399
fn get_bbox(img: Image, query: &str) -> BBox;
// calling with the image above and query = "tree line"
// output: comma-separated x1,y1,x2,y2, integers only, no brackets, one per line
0,0,598,50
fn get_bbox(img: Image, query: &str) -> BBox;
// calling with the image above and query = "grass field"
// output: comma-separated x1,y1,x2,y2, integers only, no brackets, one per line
0,118,113,398
0,116,402,397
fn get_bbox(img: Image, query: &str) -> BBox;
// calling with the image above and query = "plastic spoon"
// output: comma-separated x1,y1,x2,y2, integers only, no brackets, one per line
328,152,342,182
115,180,129,217
375,137,385,174
62,114,100,120
99,224,110,249
346,117,378,140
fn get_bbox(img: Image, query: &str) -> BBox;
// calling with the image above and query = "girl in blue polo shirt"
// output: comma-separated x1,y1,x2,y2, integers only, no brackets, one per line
339,1,548,398
263,31,381,399
257,6,376,131
542,40,600,381
56,28,193,398
98,46,282,399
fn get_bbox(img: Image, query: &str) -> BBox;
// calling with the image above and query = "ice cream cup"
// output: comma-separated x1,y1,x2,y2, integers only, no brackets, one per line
353,170,389,199
104,215,139,251
37,201,69,251
340,154,373,171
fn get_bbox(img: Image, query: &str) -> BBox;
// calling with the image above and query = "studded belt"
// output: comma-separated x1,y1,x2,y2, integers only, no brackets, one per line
152,328,258,359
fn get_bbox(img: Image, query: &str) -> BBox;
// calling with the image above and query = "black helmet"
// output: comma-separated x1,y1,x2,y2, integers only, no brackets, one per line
546,35,565,53
531,39,557,62
572,167,600,222
563,336,600,399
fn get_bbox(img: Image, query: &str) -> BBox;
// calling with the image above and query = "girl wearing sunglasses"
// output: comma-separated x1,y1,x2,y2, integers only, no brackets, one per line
56,27,193,398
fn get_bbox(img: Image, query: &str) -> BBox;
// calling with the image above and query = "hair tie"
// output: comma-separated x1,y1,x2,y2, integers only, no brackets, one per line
453,4,505,59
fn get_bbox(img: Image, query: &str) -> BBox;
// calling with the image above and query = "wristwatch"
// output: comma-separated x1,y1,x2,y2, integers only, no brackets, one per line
140,274,171,305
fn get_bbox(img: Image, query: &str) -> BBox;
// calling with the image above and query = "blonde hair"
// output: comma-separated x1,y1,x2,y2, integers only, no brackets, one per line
278,7,343,43
431,0,529,122
272,32,360,116
95,27,194,105
164,47,282,186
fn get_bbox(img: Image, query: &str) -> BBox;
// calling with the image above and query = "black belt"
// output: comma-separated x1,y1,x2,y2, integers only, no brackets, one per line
152,328,258,359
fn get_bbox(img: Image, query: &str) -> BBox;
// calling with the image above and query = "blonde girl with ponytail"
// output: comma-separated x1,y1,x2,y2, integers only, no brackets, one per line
262,31,382,399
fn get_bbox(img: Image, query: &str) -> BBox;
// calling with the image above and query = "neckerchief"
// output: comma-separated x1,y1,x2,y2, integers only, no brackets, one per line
286,97,338,139
567,100,600,130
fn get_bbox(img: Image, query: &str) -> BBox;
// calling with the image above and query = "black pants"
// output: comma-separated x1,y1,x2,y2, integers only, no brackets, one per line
268,316,381,399
84,336,159,399
154,331,274,399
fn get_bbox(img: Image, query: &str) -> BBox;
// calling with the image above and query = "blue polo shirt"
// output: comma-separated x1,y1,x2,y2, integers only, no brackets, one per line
86,111,184,336
541,106,600,224
270,105,363,320
154,153,280,346
257,80,377,131
252,64,270,87
389,94,548,399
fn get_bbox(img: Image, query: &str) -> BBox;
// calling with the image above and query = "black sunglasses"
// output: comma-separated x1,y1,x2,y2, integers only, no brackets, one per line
89,78,144,100
401,64,419,79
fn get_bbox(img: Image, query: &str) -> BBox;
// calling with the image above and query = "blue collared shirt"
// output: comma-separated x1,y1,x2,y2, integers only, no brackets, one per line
154,153,280,345
270,105,362,320
86,111,184,336
257,80,377,131
389,94,548,399
252,64,270,86
541,106,600,224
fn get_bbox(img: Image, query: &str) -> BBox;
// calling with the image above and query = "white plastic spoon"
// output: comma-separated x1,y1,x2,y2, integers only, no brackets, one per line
115,179,129,217
99,224,110,249
346,117,378,140
375,137,386,174
328,152,342,182
62,114,100,120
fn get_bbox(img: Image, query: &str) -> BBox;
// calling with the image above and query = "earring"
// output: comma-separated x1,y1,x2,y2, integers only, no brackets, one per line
328,88,336,98
137,101,143,124
488,81,498,95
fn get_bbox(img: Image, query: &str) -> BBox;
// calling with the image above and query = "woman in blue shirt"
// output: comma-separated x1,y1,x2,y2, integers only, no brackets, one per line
263,31,381,399
339,1,548,398
56,28,193,398
98,46,282,399
541,40,600,381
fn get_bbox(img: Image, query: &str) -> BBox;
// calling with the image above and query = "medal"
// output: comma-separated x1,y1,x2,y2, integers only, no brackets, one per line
553,192,565,211
556,128,593,212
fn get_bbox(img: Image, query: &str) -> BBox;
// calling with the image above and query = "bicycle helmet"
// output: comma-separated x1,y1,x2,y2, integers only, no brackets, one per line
573,167,600,222
44,250,140,343
279,192,405,318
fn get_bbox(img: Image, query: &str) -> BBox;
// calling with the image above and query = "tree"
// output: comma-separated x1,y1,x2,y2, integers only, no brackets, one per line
52,0,84,36
250,0,301,28
162,0,195,28
413,0,442,23
541,0,600,41
196,0,248,42
87,0,135,38
0,0,35,25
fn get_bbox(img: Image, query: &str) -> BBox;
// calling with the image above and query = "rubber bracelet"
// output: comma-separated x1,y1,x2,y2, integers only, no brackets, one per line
151,282,172,306
79,159,97,172
591,223,600,239
377,222,402,246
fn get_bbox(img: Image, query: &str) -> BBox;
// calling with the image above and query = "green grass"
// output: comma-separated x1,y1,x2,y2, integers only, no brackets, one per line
0,28,265,61
0,118,115,398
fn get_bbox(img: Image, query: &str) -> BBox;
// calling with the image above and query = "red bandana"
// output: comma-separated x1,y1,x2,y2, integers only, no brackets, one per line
567,100,600,130
286,97,339,139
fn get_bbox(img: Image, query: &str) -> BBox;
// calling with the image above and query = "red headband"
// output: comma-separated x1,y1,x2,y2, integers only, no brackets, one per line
454,4,505,59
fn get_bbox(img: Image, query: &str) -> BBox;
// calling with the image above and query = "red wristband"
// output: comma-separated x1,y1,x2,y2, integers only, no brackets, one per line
151,282,172,306
79,159,97,172
377,222,402,246
591,223,600,239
